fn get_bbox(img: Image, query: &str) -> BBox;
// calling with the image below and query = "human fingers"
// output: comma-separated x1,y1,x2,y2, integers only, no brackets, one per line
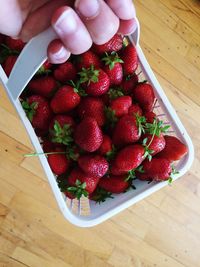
74,0,120,45
47,39,71,63
118,18,137,35
105,0,136,20
51,6,92,55
0,0,23,36
20,0,73,42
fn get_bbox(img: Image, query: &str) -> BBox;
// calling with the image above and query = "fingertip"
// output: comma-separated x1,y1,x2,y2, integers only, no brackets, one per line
118,18,137,35
48,39,71,64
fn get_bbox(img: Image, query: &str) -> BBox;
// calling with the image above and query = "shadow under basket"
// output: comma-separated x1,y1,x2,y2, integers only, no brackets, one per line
0,35,194,228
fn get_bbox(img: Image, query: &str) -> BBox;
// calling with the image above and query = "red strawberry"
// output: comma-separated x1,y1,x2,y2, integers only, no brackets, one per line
67,168,100,198
28,76,57,98
22,95,52,131
78,155,109,177
120,45,138,75
5,36,25,51
137,158,172,181
0,34,5,44
53,61,76,83
110,96,132,117
102,52,123,85
48,154,69,175
98,175,130,194
141,133,166,156
121,73,138,94
42,138,55,153
76,50,101,71
98,135,112,156
128,104,143,116
77,97,105,126
112,144,144,173
50,85,80,113
92,34,123,55
74,117,103,152
156,135,188,162
144,111,157,123
133,83,155,112
49,115,75,145
3,55,17,76
65,191,76,199
37,60,52,75
113,115,141,146
79,66,110,96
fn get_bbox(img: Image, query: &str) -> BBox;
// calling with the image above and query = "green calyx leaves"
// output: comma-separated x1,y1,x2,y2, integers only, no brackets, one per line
22,101,38,122
68,80,87,97
108,87,124,100
67,179,88,200
79,65,99,85
104,107,118,128
105,145,117,161
90,187,113,204
51,121,73,146
102,52,124,70
0,44,19,64
125,165,144,181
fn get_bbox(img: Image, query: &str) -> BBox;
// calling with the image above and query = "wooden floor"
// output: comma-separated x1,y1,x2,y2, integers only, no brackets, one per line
0,1,200,266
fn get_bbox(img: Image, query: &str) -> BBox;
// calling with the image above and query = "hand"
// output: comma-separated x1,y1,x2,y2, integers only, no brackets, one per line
0,0,136,63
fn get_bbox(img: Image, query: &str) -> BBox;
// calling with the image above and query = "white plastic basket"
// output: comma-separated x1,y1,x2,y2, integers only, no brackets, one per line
0,20,194,227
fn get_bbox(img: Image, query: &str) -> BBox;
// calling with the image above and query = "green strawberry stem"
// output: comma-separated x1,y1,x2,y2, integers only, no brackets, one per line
91,187,113,204
0,43,19,63
79,65,99,85
108,87,124,100
68,80,87,96
24,151,67,157
67,180,88,200
51,121,73,146
125,165,144,181
102,52,123,70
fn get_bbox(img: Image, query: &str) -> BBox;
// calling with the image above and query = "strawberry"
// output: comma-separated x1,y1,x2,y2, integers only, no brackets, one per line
37,60,52,75
141,133,166,156
78,155,109,177
48,154,69,175
98,135,112,156
92,34,123,55
120,45,138,75
74,117,103,152
53,61,76,83
121,73,138,95
22,95,52,131
50,85,81,113
137,158,172,181
111,144,144,174
28,76,57,98
77,97,106,126
133,83,155,112
128,104,143,116
75,50,101,71
42,138,55,153
0,34,5,44
102,52,123,85
144,111,157,123
67,168,100,198
3,55,17,76
79,66,110,96
156,135,188,162
98,175,130,194
112,115,141,146
110,96,132,117
49,115,75,145
5,36,25,51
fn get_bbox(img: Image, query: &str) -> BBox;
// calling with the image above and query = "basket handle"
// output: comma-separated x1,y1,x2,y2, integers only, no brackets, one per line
3,18,140,102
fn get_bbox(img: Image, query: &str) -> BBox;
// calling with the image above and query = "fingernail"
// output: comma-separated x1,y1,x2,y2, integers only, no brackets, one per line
54,8,77,35
75,0,100,19
50,46,67,60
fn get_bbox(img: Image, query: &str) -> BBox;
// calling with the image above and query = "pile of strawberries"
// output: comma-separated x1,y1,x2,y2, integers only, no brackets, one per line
0,34,188,203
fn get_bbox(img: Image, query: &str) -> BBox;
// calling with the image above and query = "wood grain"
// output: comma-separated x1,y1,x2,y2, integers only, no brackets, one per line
0,0,200,266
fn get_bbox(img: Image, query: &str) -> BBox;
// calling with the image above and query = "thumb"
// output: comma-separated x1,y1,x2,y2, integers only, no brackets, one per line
0,0,23,37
